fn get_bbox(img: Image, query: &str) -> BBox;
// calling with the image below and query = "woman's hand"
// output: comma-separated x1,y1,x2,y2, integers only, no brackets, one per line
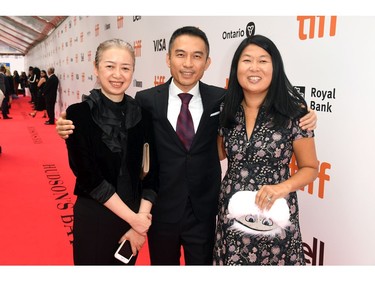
255,183,290,211
119,228,147,256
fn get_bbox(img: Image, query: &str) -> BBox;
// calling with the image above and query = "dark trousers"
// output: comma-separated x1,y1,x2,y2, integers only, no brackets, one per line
73,197,136,265
147,199,216,265
30,84,37,103
1,96,10,117
45,94,56,124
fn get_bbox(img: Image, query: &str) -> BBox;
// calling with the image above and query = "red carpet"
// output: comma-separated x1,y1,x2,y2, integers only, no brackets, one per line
0,96,150,265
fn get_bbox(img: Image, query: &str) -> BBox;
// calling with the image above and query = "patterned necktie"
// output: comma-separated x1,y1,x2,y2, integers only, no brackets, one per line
176,93,195,150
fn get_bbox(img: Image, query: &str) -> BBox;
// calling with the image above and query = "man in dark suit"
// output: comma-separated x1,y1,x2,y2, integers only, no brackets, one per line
135,26,225,265
0,64,12,119
56,26,317,265
44,67,59,125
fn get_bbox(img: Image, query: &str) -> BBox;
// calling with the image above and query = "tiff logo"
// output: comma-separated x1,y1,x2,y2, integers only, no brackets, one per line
95,24,100,37
134,40,142,57
154,75,166,87
117,16,124,29
297,16,337,40
290,155,331,199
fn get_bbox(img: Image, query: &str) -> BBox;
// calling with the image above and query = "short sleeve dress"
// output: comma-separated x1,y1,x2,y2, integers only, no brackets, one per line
213,105,314,265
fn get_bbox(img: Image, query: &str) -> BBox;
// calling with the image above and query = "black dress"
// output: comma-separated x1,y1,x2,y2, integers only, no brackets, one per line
213,106,314,265
34,80,46,111
65,89,157,265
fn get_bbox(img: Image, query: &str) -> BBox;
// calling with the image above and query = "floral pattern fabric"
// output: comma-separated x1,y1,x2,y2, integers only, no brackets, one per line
213,106,314,265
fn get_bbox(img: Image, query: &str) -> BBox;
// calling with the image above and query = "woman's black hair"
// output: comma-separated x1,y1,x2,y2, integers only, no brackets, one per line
220,34,308,129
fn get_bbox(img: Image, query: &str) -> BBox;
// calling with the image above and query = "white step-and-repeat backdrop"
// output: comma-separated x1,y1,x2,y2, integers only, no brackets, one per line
25,16,375,265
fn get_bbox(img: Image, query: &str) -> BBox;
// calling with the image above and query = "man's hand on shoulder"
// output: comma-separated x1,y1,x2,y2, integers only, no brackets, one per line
56,111,75,139
299,108,317,131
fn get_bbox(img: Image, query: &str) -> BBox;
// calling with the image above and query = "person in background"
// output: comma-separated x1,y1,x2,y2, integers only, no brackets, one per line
5,69,14,110
12,70,20,99
64,38,157,265
213,35,319,265
0,65,12,119
28,66,39,105
56,26,318,265
19,71,27,96
29,69,47,118
43,67,59,125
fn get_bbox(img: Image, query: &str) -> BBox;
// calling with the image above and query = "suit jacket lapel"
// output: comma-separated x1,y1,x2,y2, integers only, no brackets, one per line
155,79,186,150
193,82,218,141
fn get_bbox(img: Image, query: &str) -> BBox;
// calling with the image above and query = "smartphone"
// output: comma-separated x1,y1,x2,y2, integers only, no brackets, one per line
114,239,133,264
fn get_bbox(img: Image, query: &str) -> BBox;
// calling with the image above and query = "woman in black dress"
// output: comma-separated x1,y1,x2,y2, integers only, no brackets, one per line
213,35,319,265
65,39,157,265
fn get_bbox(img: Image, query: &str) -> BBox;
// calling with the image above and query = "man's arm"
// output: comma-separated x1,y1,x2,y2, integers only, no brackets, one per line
56,111,75,139
56,106,317,139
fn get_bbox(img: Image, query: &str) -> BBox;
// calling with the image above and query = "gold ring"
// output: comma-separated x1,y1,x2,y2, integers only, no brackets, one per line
267,196,272,202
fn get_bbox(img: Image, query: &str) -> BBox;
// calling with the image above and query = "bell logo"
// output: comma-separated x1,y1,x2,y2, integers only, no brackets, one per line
297,16,337,40
303,237,325,265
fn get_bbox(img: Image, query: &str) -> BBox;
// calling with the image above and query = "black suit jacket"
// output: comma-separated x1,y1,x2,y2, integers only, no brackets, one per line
65,92,157,210
44,73,59,102
135,78,226,223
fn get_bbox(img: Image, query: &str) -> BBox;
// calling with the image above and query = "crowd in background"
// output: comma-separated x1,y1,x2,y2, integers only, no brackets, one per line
0,65,26,119
0,65,58,125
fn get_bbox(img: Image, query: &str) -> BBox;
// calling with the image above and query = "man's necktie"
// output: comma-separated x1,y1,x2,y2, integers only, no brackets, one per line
176,93,195,150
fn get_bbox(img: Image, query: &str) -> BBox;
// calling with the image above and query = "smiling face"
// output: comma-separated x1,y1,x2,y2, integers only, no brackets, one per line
166,34,211,93
237,44,273,99
94,46,134,102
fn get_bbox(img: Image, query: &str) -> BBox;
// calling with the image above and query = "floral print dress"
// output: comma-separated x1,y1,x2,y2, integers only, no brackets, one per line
213,106,314,265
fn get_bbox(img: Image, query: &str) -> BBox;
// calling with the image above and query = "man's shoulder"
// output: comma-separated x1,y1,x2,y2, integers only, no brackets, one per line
199,81,226,98
135,83,168,101
137,82,166,94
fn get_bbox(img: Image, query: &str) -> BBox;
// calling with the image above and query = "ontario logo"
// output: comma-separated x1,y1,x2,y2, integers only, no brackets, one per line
222,22,255,40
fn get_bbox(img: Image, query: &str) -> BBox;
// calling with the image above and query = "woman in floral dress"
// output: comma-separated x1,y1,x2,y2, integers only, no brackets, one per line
213,35,319,265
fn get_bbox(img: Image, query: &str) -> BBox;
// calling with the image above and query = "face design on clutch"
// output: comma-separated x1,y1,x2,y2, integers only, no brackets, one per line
227,191,291,237
234,214,276,232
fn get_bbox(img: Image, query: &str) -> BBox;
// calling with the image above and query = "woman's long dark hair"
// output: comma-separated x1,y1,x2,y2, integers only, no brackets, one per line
220,34,308,129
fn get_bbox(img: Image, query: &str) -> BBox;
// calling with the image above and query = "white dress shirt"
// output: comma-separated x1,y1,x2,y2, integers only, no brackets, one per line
167,79,203,133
